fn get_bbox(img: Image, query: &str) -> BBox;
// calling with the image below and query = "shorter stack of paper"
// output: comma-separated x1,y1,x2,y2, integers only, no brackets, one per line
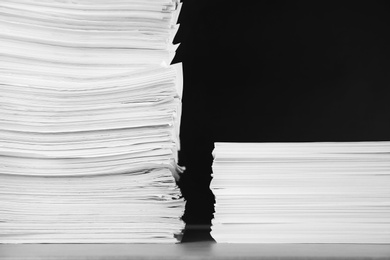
211,142,390,243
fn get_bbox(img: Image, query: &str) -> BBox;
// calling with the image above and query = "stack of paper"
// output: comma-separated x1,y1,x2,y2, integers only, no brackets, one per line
211,142,390,243
0,0,184,243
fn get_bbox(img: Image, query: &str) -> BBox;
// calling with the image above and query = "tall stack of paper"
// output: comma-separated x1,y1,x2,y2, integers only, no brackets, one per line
0,0,184,243
211,142,390,243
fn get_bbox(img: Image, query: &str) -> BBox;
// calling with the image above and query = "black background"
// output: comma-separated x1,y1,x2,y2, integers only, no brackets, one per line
172,0,390,242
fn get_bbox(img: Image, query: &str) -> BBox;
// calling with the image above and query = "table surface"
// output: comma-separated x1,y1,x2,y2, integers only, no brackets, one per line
1,243,390,260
